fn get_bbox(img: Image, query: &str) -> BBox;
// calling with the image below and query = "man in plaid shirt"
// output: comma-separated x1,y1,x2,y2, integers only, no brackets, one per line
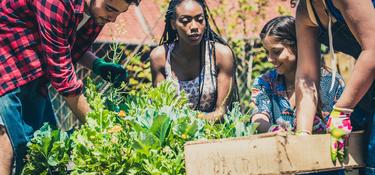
0,0,141,174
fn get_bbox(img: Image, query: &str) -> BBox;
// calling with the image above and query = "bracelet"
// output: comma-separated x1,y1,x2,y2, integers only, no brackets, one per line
295,130,312,135
333,106,353,113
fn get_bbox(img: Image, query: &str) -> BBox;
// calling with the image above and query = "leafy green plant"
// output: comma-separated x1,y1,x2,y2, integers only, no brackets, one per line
122,81,188,117
70,109,135,174
124,54,152,94
22,123,71,175
23,80,257,174
203,103,258,139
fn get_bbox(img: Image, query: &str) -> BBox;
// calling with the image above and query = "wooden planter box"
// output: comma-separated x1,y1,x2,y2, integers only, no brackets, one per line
184,131,365,175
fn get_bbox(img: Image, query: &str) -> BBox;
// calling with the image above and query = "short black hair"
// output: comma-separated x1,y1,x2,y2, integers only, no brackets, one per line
125,0,140,6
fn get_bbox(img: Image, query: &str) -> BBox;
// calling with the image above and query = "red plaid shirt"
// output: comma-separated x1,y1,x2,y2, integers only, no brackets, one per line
0,0,102,96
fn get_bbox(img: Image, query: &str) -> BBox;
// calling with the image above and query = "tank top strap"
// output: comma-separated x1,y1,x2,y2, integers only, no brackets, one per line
306,0,318,26
164,43,175,79
308,0,327,31
203,41,217,77
325,0,375,22
324,0,341,22
202,42,217,88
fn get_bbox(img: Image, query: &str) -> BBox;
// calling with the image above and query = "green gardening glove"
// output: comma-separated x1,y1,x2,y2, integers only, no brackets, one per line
92,58,128,87
326,106,353,164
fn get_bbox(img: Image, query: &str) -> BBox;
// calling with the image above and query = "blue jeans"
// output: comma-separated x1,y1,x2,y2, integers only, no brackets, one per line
365,112,375,175
300,170,345,175
349,106,375,175
0,79,56,174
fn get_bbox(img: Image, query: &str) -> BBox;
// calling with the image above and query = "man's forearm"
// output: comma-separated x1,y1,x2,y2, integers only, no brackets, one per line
64,93,91,123
78,51,97,70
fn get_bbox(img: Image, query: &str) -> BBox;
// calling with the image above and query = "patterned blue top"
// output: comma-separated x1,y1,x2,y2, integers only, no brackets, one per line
250,68,345,133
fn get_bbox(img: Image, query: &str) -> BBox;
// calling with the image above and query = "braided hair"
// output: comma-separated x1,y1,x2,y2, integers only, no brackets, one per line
160,0,239,111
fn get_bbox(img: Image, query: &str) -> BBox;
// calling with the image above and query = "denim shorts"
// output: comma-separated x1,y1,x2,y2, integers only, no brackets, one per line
0,78,56,174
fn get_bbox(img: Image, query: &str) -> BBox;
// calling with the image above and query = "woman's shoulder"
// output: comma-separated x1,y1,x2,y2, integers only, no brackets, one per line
212,42,233,59
150,45,169,74
150,45,168,67
150,45,167,60
211,42,234,69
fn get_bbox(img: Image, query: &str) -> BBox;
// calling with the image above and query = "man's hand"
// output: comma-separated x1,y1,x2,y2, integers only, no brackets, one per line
92,58,128,87
327,106,353,164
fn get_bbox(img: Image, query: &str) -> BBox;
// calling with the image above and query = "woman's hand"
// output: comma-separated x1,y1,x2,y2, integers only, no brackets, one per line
327,106,353,164
268,124,286,133
251,114,272,133
196,108,225,122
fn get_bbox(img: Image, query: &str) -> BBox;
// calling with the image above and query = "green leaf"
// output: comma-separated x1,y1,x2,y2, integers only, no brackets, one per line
23,123,71,174
149,114,171,146
132,131,161,155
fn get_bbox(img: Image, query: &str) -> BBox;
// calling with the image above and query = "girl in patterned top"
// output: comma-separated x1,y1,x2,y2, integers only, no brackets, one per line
150,0,238,121
250,16,345,136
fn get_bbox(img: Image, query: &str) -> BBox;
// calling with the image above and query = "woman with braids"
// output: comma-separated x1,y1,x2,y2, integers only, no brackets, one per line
250,16,345,175
150,0,237,121
292,0,375,172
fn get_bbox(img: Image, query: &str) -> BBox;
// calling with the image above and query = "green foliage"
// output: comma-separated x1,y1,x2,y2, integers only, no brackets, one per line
70,111,134,174
250,46,274,80
23,81,258,174
85,78,106,111
203,103,259,139
22,123,71,175
124,54,152,94
24,1,296,173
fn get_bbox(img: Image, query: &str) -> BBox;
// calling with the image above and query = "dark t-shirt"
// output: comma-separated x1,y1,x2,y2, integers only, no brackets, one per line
325,0,375,23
